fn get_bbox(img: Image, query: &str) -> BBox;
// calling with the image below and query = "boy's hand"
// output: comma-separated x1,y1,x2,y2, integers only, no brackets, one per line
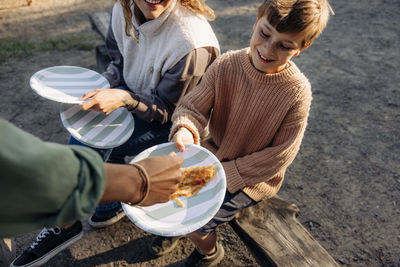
80,89,130,115
173,127,194,152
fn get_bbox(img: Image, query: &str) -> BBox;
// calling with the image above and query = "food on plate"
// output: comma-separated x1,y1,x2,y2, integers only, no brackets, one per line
170,165,217,207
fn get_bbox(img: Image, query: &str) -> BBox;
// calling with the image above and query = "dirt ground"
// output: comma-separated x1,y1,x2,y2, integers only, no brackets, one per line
0,0,399,266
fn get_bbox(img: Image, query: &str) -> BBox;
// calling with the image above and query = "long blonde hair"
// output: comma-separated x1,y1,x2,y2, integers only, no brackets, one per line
119,0,215,36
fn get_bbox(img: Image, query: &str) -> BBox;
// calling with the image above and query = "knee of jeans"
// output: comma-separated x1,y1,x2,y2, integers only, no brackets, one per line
95,202,121,212
68,135,83,145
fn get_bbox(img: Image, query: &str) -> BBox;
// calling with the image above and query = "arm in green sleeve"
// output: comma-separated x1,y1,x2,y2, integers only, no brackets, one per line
0,118,106,237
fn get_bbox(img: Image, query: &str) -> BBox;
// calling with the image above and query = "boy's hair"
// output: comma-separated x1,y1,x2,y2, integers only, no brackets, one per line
258,0,334,47
120,0,215,37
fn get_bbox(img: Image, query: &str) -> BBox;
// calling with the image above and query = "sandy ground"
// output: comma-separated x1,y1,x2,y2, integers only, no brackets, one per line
0,0,399,266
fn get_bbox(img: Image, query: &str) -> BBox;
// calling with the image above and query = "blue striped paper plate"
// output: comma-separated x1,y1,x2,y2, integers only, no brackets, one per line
122,142,226,237
30,66,110,103
60,103,134,149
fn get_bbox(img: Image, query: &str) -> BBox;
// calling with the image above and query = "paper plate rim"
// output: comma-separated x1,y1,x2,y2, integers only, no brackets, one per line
122,142,226,237
59,103,135,149
30,66,110,104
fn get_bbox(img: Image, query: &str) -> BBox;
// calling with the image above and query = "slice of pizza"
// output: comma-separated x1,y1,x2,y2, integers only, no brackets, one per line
170,165,217,207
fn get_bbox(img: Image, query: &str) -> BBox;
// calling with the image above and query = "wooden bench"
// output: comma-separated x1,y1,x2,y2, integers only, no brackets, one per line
88,12,111,73
88,12,339,267
229,196,339,266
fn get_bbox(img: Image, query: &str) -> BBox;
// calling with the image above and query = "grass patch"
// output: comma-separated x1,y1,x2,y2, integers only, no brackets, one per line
0,34,97,63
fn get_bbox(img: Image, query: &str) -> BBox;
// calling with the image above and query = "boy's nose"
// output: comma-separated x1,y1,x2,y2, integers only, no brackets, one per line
262,41,275,56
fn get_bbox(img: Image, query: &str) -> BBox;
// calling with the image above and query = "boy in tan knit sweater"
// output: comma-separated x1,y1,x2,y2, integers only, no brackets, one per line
150,0,333,265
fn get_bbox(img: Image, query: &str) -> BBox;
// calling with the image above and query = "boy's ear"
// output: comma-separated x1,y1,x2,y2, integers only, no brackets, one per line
253,18,259,31
302,42,312,51
294,42,312,56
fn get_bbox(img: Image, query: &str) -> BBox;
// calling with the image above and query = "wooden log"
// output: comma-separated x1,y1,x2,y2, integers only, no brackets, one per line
229,196,339,267
0,0,31,8
95,44,110,74
88,12,110,41
89,12,111,73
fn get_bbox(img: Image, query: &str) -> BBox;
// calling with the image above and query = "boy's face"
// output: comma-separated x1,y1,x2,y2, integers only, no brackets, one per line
249,16,308,74
133,0,174,20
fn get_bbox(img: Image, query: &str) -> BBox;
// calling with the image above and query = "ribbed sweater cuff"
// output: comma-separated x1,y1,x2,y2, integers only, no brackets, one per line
223,160,246,193
169,118,201,145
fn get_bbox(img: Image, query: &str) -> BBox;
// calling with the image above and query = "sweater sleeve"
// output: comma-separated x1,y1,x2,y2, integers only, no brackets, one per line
169,56,220,144
0,119,106,237
224,87,312,195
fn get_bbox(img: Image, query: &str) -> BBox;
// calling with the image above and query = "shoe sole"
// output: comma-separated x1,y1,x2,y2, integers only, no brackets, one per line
88,211,126,229
10,231,84,267
209,244,225,267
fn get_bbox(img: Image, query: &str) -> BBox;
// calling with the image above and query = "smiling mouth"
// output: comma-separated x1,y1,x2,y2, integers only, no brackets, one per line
145,0,164,4
257,50,274,63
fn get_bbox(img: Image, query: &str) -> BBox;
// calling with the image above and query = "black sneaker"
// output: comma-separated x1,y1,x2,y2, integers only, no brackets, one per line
88,208,126,229
148,235,184,256
10,221,83,267
179,242,225,267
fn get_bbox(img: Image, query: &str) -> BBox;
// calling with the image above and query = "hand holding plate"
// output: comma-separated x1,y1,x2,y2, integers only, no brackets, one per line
80,89,131,115
172,127,194,152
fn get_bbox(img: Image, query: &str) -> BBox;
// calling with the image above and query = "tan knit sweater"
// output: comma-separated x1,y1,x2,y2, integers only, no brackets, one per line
170,48,312,201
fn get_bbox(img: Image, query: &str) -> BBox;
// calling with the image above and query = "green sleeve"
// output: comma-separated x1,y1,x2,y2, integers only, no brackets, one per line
0,119,106,237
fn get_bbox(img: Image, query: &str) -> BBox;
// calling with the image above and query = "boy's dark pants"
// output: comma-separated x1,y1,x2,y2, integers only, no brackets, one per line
195,190,258,236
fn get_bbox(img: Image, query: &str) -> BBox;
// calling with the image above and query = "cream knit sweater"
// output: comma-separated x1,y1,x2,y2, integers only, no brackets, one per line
170,48,312,201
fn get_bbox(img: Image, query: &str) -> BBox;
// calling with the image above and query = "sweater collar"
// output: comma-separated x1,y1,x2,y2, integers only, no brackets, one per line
132,0,177,35
241,47,301,84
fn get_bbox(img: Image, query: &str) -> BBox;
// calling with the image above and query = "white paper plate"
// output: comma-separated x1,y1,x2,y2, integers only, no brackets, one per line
30,66,110,103
122,142,226,237
60,103,134,149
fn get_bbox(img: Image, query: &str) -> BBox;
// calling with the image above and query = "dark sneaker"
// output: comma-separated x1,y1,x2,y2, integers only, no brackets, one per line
179,242,225,267
88,208,125,229
149,235,184,256
10,221,83,267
